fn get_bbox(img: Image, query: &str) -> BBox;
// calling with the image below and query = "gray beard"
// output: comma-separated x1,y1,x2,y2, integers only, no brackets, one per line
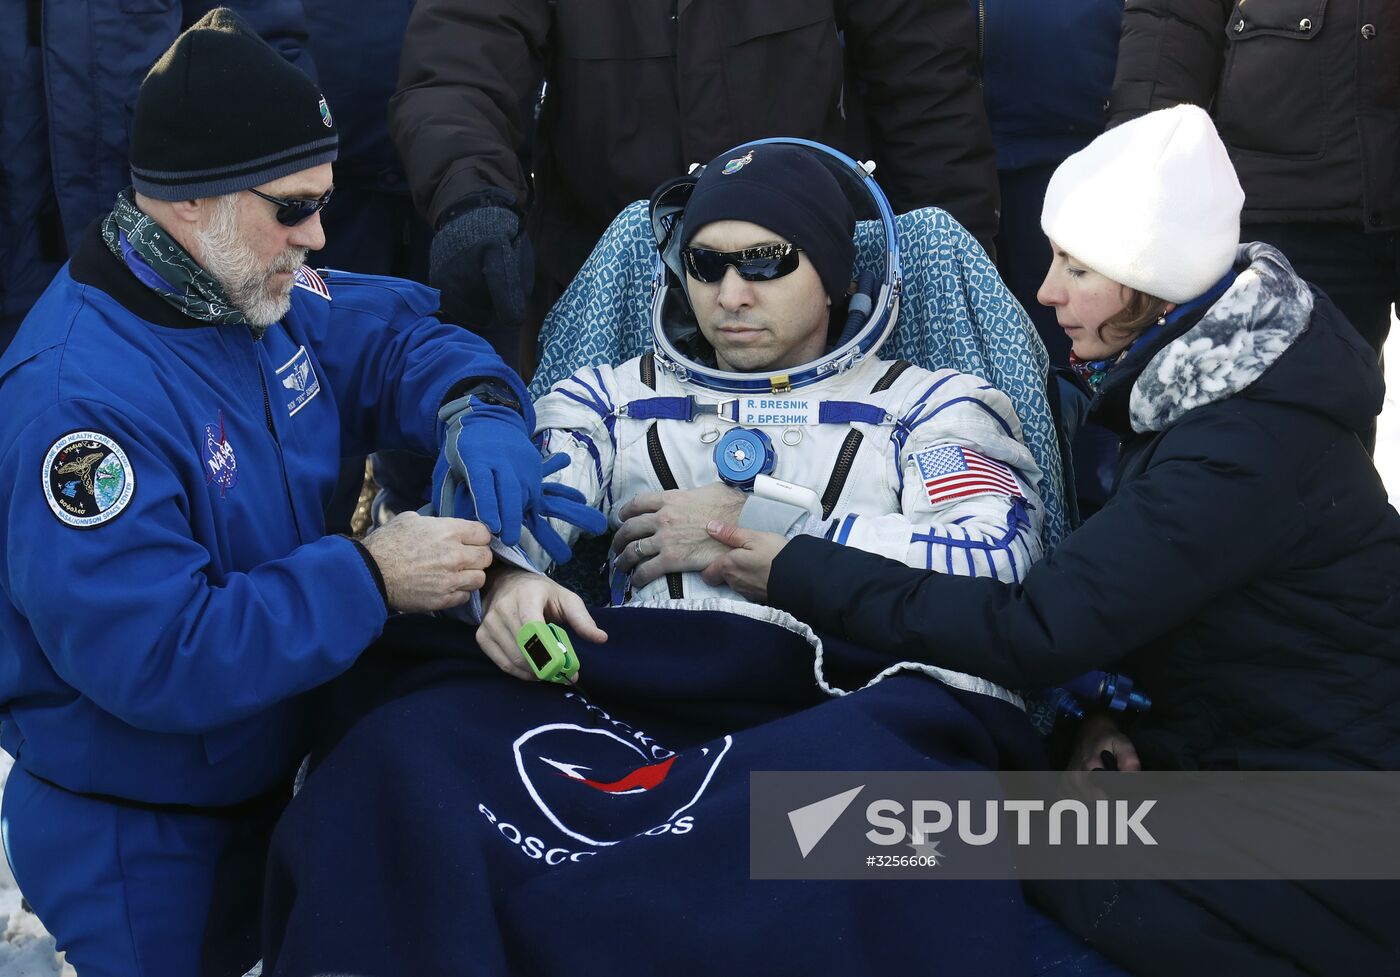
196,195,307,333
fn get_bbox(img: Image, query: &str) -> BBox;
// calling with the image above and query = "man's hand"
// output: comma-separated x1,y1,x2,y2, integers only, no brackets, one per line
361,511,493,612
478,567,607,681
699,521,789,603
612,484,745,589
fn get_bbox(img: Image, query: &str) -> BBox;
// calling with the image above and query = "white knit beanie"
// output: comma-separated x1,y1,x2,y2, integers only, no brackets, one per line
1040,104,1244,304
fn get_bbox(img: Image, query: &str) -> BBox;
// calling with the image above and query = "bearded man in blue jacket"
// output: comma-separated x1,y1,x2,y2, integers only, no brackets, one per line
0,0,319,351
0,10,599,976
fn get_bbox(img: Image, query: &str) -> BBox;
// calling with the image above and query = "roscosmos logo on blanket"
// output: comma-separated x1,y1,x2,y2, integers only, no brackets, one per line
478,691,732,864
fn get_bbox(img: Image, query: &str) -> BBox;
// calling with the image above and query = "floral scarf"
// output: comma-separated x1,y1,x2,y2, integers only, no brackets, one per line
1129,247,1309,433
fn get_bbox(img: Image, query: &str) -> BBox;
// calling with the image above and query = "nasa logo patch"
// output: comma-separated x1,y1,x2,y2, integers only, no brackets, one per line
203,413,238,497
43,431,136,529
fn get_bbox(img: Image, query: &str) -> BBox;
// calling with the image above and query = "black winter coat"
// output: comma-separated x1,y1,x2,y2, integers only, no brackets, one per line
766,244,1400,975
1108,0,1400,232
389,0,1000,291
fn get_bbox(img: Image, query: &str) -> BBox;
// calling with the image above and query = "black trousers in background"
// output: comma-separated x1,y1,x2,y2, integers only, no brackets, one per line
1246,222,1398,359
1246,222,1397,454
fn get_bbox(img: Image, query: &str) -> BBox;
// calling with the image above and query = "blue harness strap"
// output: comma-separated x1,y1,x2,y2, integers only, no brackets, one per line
619,396,720,422
817,402,887,425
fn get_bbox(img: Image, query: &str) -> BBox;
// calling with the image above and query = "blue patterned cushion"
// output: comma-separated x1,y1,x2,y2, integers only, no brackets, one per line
531,203,1068,549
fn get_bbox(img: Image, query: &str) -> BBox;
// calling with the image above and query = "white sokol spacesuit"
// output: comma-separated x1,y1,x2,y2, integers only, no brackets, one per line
522,139,1044,604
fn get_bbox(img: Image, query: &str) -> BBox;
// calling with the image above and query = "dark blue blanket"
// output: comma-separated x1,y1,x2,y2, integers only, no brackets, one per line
262,609,1044,976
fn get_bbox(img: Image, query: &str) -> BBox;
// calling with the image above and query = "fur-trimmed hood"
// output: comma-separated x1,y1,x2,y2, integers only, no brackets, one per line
1120,242,1383,436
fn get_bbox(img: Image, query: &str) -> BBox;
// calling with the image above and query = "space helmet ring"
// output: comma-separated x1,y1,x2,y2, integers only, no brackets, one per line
648,137,903,396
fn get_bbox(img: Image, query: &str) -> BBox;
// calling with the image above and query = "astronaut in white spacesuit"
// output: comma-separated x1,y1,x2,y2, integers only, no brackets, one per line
476,140,1044,677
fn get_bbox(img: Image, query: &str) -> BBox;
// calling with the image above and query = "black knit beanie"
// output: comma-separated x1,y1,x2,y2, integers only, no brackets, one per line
129,8,337,200
681,143,856,300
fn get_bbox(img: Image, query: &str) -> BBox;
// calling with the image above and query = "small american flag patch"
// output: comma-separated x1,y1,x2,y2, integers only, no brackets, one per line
293,265,330,301
915,444,1022,506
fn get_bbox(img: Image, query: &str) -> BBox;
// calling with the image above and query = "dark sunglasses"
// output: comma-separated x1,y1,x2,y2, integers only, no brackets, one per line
246,185,334,227
681,243,802,284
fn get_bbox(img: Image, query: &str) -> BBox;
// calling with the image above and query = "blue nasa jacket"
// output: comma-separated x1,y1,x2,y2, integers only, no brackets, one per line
0,224,527,806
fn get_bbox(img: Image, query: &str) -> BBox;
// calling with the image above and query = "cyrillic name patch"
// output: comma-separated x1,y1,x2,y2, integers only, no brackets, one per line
43,431,136,528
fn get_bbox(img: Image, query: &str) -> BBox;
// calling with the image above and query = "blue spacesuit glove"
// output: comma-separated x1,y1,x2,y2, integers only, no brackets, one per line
437,397,607,561
423,449,489,626
429,449,475,521
527,454,608,566
439,398,537,545
431,451,603,566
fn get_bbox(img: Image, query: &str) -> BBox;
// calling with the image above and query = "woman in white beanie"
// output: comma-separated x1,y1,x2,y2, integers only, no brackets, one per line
704,105,1400,976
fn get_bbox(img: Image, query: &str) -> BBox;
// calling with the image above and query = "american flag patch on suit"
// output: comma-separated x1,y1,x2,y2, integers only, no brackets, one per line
914,444,1023,506
293,265,330,300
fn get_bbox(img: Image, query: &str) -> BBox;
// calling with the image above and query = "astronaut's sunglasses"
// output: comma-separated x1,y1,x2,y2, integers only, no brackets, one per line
246,186,335,227
681,243,802,284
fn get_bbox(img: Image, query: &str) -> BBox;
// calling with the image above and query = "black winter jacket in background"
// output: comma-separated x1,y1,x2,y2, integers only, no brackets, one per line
1108,0,1400,233
389,0,1001,292
767,243,1400,975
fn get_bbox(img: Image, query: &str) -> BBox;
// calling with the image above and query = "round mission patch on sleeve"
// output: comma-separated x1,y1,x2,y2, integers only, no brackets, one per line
43,430,136,528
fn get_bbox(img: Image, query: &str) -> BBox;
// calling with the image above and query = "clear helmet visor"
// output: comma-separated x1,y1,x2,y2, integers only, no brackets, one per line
648,137,902,394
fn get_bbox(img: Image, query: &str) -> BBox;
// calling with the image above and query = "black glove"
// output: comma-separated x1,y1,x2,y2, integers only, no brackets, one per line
429,191,534,332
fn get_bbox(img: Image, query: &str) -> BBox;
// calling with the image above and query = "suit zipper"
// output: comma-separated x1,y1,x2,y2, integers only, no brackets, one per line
820,431,865,519
638,351,685,598
976,0,986,70
645,423,686,599
258,370,276,434
817,360,913,519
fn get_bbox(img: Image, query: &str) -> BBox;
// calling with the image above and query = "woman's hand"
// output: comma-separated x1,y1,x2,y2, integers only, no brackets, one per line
700,521,790,603
478,566,607,681
1067,712,1141,772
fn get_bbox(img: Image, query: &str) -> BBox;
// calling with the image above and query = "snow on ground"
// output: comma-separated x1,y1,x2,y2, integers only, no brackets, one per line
0,321,1395,976
1376,324,1400,511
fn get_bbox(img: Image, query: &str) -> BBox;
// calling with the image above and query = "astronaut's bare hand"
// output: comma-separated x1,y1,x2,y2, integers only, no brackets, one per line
478,566,606,681
361,511,493,612
613,484,745,587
